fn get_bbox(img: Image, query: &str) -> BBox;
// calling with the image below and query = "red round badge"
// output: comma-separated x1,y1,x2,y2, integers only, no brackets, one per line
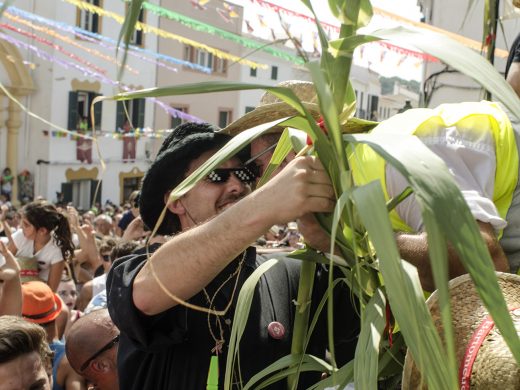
267,321,285,340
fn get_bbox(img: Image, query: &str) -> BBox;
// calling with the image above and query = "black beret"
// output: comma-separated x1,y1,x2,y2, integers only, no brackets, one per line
139,122,248,235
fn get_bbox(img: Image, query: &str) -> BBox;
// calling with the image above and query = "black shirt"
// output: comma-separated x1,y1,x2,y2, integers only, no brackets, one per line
107,245,359,389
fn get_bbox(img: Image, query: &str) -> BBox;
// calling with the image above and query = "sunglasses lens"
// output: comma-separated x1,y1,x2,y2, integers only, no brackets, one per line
207,170,230,183
207,168,256,185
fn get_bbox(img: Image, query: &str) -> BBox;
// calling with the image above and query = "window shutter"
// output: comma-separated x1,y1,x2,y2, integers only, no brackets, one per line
90,93,102,130
116,101,125,131
68,91,79,130
90,180,102,206
61,182,73,204
137,99,146,128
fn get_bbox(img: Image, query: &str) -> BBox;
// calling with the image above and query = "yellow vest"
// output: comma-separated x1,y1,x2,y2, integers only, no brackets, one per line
349,101,519,236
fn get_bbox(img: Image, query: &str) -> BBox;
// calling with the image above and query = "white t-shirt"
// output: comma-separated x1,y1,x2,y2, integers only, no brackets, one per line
10,229,64,282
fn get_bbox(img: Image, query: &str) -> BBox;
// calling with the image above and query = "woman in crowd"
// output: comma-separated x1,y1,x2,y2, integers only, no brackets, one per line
6,201,75,291
57,275,82,338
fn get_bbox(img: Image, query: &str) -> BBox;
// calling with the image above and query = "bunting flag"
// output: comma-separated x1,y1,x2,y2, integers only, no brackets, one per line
6,6,207,73
125,1,305,65
64,0,267,69
190,0,207,11
249,0,439,62
43,128,176,140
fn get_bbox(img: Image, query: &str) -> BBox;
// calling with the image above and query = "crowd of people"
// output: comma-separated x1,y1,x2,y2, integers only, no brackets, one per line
0,191,155,389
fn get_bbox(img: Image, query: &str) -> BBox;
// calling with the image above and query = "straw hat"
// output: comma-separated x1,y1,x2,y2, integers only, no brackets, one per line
220,80,378,136
402,272,520,389
22,281,63,324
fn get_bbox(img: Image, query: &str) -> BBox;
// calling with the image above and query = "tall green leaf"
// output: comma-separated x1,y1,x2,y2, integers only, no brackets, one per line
347,132,520,366
224,259,279,389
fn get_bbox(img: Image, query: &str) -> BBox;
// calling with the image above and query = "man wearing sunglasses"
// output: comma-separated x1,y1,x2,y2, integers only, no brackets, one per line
66,309,119,390
107,122,359,389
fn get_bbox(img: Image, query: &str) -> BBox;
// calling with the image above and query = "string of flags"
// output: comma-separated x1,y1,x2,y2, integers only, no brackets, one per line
42,128,174,140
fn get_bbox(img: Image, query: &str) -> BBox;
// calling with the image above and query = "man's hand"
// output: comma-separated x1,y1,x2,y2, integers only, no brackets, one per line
254,156,335,226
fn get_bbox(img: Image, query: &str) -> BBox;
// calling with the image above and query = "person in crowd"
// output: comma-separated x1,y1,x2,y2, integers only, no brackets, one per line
66,309,119,390
505,32,520,98
1,201,75,292
57,275,82,338
76,238,117,312
0,241,21,316
22,281,86,390
0,315,54,389
107,122,359,389
116,190,140,236
93,215,114,238
0,168,13,201
223,80,516,292
83,240,139,314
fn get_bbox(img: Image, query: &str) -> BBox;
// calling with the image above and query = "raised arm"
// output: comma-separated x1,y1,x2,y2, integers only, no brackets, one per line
132,156,335,315
396,221,508,291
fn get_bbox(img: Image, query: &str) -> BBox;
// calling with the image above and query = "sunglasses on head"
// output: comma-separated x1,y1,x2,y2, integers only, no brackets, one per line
80,334,120,372
206,167,257,185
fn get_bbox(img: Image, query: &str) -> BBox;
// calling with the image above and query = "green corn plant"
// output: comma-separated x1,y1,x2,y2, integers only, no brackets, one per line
105,0,520,389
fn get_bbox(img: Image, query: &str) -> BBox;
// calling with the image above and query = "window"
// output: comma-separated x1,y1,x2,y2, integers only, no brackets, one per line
61,179,101,211
245,106,255,113
271,65,278,80
218,109,233,128
68,91,102,130
116,99,146,131
183,45,227,75
171,105,189,129
128,7,145,46
250,67,257,77
76,0,102,33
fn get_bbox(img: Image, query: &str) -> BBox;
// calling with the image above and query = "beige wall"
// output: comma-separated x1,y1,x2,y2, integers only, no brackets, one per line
154,1,245,129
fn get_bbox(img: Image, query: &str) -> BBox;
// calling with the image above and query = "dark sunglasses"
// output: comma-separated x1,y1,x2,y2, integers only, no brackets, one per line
80,335,120,372
206,167,257,185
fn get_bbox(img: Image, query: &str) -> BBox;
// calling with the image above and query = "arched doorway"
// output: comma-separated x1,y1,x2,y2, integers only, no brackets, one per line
0,40,35,204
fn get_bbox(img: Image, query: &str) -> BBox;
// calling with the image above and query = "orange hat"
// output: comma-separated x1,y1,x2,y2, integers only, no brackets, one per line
22,281,62,324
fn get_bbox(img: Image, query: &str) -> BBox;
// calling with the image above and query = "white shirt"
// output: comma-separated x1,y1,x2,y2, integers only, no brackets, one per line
10,229,64,282
386,124,505,232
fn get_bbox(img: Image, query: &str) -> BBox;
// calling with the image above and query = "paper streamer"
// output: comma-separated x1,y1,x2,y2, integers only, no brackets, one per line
129,0,304,65
4,13,141,74
6,6,209,73
0,23,110,75
63,0,267,69
0,31,203,123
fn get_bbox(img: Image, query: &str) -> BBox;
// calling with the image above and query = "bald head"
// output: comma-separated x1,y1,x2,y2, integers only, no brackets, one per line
65,309,118,374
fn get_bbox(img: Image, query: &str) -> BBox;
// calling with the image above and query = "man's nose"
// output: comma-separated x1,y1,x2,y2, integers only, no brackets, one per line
226,173,248,193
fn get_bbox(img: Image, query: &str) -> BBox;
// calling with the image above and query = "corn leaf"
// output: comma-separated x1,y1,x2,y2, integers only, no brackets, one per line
354,288,386,390
224,258,279,389
351,180,455,389
347,132,520,366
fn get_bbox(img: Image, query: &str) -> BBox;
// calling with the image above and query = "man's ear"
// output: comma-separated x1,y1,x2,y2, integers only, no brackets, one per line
164,193,185,216
90,358,112,374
